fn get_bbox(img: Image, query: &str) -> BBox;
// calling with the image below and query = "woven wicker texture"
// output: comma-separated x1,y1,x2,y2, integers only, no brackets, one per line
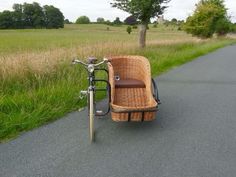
108,56,158,122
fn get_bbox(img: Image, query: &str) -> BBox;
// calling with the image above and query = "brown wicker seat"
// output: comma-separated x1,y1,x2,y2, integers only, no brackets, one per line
115,79,145,88
107,56,158,122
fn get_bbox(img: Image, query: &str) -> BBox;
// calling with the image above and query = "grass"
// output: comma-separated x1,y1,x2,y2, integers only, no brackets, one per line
0,24,194,54
0,24,235,142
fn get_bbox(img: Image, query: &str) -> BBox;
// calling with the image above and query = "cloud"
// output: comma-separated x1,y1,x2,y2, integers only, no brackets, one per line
0,0,235,22
225,0,236,21
165,0,199,20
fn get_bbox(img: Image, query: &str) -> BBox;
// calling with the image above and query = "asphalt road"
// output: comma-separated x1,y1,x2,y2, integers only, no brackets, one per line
1,45,236,177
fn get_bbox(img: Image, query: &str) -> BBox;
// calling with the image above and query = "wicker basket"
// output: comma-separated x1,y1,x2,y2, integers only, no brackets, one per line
107,56,158,122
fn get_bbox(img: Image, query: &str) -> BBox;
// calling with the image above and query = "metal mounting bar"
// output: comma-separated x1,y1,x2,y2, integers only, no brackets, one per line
152,78,161,104
94,79,111,116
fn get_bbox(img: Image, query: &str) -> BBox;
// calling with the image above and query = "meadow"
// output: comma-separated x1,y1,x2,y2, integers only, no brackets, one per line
0,24,235,142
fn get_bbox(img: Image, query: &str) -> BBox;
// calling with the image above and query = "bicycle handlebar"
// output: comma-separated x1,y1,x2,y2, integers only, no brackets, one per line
95,58,109,66
72,59,88,66
72,58,109,67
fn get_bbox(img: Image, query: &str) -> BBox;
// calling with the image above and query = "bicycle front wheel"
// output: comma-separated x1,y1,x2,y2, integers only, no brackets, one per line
89,90,94,142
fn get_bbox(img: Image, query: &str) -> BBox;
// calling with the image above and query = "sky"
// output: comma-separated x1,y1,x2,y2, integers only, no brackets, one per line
0,0,236,22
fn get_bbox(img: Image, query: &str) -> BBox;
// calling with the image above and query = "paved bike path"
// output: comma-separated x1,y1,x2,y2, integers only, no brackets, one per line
1,45,236,177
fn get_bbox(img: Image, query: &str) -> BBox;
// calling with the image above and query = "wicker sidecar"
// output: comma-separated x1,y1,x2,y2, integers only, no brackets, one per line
107,56,160,122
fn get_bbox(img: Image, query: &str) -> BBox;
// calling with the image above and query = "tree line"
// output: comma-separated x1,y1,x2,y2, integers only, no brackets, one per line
0,2,64,29
75,16,125,26
1,0,234,47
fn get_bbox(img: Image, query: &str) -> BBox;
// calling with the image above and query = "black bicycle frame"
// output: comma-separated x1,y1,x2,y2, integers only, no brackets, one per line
89,68,111,117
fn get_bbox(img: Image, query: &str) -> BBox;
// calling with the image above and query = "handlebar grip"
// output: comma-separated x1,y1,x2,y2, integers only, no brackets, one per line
103,58,111,63
72,59,88,66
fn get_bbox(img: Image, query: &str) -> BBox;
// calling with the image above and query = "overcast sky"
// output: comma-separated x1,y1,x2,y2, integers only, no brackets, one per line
0,0,236,22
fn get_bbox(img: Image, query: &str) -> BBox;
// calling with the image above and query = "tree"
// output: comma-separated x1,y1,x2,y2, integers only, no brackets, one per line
0,11,14,29
32,2,45,28
76,16,90,24
22,3,35,28
124,15,137,25
0,2,64,29
44,5,64,28
111,0,170,48
184,0,231,38
97,17,105,24
12,4,23,28
215,17,231,36
22,2,45,28
113,17,122,25
232,23,236,33
105,20,112,26
64,19,71,24
171,18,177,25
177,20,184,31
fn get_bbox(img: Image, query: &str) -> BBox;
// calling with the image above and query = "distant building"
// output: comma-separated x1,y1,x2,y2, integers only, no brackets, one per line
157,15,165,24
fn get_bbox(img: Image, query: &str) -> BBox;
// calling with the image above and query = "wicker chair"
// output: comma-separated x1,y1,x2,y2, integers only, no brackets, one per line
107,56,158,122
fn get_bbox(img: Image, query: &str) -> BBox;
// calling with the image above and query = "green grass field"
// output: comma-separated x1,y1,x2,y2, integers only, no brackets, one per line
0,24,235,142
0,24,196,54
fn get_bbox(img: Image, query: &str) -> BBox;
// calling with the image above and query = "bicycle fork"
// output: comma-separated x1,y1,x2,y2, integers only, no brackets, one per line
88,87,94,142
80,87,95,142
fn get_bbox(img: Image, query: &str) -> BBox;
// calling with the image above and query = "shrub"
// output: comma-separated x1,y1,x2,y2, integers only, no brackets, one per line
97,17,105,24
153,23,157,28
126,26,132,34
76,16,90,24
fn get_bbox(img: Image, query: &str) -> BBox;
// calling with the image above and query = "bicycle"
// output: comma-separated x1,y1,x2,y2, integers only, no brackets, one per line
72,57,110,142
73,56,160,143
